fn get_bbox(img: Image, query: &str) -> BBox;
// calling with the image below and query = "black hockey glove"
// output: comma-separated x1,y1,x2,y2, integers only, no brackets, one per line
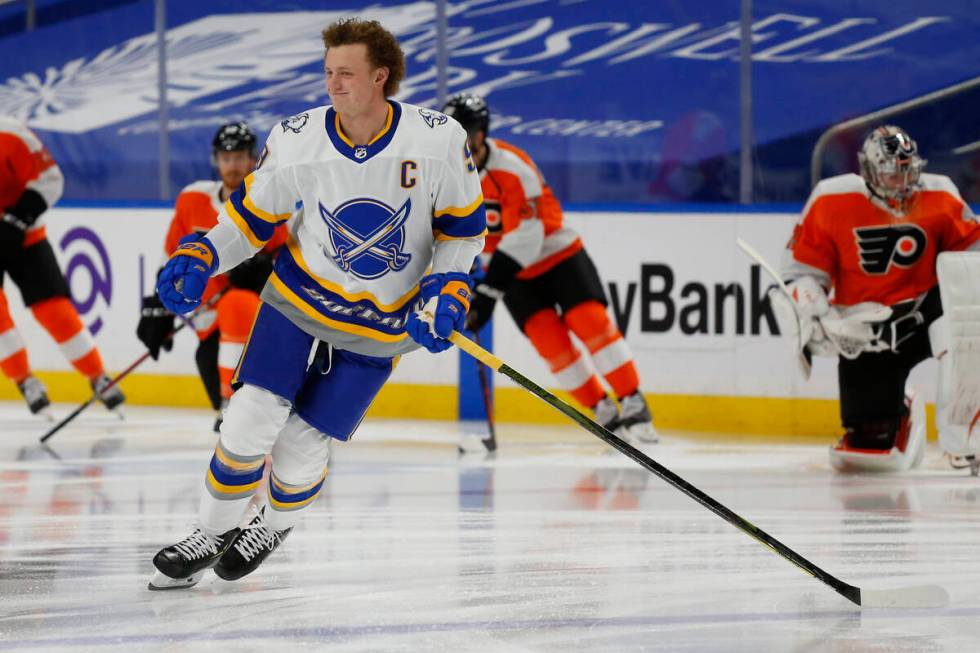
226,252,274,293
464,251,522,333
137,293,175,360
1,189,48,257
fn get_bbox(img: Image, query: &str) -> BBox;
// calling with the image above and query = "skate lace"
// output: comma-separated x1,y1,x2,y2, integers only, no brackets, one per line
173,529,221,561
234,509,284,561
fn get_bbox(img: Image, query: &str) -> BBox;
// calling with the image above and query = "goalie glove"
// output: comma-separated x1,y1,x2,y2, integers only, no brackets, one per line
820,302,893,359
770,278,892,360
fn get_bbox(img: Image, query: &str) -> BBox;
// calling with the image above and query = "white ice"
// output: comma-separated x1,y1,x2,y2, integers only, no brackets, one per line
1,402,979,652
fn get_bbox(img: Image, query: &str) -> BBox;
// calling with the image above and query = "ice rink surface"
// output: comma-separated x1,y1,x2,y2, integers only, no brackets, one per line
1,402,978,652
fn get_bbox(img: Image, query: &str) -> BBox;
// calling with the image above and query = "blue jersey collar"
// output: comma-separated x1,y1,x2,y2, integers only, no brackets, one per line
325,101,402,164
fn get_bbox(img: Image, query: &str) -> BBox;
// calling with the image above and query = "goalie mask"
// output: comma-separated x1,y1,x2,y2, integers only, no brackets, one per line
858,126,926,208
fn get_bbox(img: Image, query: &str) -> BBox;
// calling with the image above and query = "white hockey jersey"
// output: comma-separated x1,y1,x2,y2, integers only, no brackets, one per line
206,101,486,357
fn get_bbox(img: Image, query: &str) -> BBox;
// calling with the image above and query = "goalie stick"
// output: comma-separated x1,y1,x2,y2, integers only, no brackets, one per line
736,238,814,379
39,289,228,443
448,328,948,609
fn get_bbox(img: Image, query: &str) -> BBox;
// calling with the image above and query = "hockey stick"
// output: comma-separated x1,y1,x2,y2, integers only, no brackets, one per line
39,289,227,444
448,329,948,609
735,238,814,379
468,329,497,452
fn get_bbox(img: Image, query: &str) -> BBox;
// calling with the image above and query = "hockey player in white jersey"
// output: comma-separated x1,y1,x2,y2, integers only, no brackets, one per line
148,18,485,590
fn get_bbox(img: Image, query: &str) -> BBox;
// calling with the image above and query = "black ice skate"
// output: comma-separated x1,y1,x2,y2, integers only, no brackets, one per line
214,507,291,581
17,375,50,415
148,527,240,590
616,392,659,443
593,395,621,433
91,374,126,411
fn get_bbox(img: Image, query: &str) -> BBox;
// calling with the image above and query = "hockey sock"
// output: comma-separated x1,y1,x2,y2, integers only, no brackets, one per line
200,439,267,534
564,300,639,399
216,289,260,400
30,297,104,380
524,308,605,408
0,289,30,383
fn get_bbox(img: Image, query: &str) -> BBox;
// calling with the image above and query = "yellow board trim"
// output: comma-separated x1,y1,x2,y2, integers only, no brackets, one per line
268,272,409,343
433,194,484,218
0,371,939,441
285,235,418,312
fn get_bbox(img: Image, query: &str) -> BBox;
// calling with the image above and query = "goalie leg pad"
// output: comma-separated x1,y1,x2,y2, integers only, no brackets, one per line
830,387,925,473
935,252,980,457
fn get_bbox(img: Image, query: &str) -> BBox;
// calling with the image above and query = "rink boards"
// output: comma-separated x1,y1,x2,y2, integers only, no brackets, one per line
0,206,940,438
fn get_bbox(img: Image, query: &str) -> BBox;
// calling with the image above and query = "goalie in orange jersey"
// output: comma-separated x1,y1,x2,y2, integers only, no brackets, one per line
776,126,980,473
0,117,123,414
136,123,286,429
443,94,657,443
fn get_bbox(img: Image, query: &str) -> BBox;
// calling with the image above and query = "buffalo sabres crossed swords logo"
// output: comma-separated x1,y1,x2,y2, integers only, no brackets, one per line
319,197,412,279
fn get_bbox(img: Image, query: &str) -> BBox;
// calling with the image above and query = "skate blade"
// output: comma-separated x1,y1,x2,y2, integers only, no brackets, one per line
147,569,206,591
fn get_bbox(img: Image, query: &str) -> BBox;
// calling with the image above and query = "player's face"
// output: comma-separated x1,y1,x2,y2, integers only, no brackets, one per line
325,44,387,115
216,150,254,190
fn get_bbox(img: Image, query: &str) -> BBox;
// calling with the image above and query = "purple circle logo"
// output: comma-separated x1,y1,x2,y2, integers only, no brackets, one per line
59,227,112,336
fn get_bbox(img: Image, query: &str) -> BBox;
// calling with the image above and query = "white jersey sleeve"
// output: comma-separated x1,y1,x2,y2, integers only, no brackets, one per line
430,122,486,274
208,128,296,274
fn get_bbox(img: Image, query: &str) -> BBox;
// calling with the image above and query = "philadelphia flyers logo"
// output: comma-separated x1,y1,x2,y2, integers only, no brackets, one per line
854,224,927,274
485,199,502,233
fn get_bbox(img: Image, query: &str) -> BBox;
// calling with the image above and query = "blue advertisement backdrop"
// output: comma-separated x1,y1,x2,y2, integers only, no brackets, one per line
0,0,977,203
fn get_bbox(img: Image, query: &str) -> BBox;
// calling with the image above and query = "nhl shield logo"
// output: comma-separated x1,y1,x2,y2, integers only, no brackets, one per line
319,198,412,279
354,146,368,159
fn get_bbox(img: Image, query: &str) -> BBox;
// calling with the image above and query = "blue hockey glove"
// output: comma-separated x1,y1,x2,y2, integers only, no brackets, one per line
157,234,219,314
407,272,472,353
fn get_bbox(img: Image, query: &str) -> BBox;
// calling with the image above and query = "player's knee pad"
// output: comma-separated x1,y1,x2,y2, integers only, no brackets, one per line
219,383,292,456
562,300,620,352
523,308,574,363
270,413,331,485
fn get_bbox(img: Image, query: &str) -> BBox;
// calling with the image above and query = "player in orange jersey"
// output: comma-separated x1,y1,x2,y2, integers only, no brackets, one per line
442,94,657,443
137,123,286,429
0,116,124,414
776,125,980,472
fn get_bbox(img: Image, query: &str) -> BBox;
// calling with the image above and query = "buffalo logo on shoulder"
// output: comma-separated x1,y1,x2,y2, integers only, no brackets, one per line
281,113,309,133
419,108,448,129
854,224,927,274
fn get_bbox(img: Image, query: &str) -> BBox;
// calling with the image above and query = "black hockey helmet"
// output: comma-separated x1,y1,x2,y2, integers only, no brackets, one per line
212,122,257,157
442,93,489,136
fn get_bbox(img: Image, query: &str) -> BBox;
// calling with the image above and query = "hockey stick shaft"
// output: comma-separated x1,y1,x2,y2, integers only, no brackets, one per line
39,289,228,443
471,329,497,448
448,329,863,606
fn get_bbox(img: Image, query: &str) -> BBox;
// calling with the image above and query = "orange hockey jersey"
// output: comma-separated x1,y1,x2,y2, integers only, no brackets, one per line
479,138,581,279
784,173,980,306
164,180,287,307
0,117,64,248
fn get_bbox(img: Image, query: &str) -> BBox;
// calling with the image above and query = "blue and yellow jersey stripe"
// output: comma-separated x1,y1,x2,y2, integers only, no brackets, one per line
225,175,292,247
432,194,486,239
266,246,417,343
